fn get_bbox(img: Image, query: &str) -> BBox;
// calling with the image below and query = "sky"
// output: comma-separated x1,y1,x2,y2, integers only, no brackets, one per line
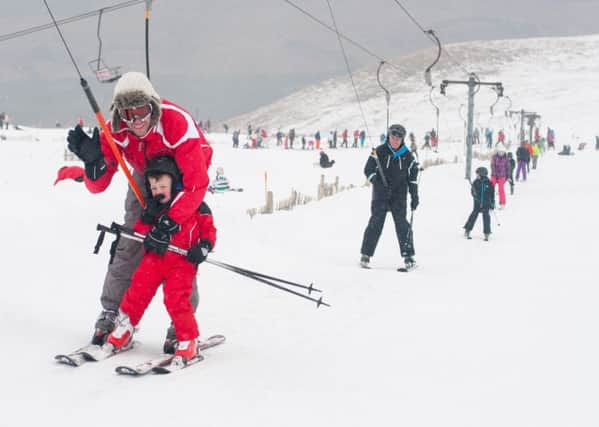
1,0,599,127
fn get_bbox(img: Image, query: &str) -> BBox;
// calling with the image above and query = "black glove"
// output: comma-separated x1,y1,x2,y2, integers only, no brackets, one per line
187,239,212,265
67,126,107,181
140,195,166,224
410,194,419,211
490,202,495,210
143,215,180,255
67,126,102,163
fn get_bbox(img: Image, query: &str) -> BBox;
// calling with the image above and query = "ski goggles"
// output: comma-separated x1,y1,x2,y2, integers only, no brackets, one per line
119,104,153,123
388,128,405,138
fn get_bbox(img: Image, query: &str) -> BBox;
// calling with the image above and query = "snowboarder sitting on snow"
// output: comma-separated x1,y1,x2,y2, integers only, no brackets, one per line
464,166,494,241
558,144,573,156
106,155,216,362
319,150,335,168
208,166,231,193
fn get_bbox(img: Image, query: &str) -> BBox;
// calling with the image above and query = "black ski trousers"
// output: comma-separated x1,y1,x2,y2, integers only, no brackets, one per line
360,196,414,258
464,202,491,234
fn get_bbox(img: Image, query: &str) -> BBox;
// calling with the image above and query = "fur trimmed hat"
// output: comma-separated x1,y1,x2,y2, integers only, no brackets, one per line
110,72,161,132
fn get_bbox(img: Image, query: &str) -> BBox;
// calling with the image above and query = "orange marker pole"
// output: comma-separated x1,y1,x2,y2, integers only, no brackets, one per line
81,78,146,208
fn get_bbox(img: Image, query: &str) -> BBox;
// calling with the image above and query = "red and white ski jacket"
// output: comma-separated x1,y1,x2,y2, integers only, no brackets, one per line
84,99,212,226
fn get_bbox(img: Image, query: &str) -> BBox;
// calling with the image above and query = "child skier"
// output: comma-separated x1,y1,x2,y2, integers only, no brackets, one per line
106,155,217,363
464,166,495,241
209,166,231,193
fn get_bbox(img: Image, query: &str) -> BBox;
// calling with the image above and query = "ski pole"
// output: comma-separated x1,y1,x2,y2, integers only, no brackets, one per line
207,259,321,294
43,0,146,209
104,223,321,293
95,223,330,308
492,209,501,227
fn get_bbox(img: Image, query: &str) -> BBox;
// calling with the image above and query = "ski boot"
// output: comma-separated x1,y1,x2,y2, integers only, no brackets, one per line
397,256,417,272
163,324,178,354
105,311,134,352
172,338,200,367
403,256,417,270
484,233,490,241
91,309,118,345
464,230,471,240
360,254,370,269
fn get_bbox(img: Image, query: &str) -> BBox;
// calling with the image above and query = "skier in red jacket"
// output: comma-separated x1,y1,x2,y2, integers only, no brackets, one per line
66,71,212,351
106,156,216,363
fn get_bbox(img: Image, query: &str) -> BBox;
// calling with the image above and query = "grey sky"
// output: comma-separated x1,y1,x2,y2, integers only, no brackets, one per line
1,0,597,127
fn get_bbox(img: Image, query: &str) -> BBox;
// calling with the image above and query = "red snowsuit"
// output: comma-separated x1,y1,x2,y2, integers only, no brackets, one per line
84,100,212,227
120,205,217,341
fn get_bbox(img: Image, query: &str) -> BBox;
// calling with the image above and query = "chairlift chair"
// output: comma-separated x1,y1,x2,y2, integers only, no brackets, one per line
88,9,122,84
88,58,122,83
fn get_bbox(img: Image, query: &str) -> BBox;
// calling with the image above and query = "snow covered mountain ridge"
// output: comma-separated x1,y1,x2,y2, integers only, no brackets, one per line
224,34,599,142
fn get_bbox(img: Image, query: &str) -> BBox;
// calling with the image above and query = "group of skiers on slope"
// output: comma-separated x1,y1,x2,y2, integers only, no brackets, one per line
463,138,545,240
60,70,561,362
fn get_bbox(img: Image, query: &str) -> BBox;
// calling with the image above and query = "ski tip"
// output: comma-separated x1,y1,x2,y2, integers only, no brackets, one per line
55,354,83,367
115,366,140,376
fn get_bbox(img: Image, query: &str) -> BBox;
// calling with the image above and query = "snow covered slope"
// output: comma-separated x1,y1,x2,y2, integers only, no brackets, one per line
1,33,598,427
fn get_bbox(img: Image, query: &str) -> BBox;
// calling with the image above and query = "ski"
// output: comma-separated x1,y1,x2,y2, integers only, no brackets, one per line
55,342,136,367
55,343,99,367
115,334,225,376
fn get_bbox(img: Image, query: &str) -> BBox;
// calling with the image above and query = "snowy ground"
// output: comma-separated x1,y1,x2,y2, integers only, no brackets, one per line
0,123,598,426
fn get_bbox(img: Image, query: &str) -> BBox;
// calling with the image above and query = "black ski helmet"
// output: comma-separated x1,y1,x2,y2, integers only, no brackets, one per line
388,124,407,141
144,155,182,196
475,166,488,177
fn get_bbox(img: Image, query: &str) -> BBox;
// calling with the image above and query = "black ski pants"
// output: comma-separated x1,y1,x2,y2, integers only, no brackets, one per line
360,196,414,258
464,202,491,235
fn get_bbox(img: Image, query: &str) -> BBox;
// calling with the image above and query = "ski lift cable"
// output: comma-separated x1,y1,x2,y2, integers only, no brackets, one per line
376,61,391,130
95,9,105,71
424,30,441,87
390,0,471,77
282,0,402,72
323,0,375,146
0,0,145,43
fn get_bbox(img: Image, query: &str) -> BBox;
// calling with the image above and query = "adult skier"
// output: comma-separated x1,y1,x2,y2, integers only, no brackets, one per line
65,71,212,351
359,124,419,271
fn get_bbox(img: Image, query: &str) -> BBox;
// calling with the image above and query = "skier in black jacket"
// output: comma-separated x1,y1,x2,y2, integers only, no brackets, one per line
464,166,495,241
360,124,419,270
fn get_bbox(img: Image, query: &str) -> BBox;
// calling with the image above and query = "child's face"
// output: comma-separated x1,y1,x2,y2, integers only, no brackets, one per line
148,174,173,203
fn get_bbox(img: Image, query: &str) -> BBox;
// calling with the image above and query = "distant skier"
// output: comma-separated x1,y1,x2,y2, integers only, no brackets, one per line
490,144,511,209
507,152,516,195
515,141,530,181
531,141,541,169
360,124,419,271
209,166,231,193
547,128,555,150
464,166,494,241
